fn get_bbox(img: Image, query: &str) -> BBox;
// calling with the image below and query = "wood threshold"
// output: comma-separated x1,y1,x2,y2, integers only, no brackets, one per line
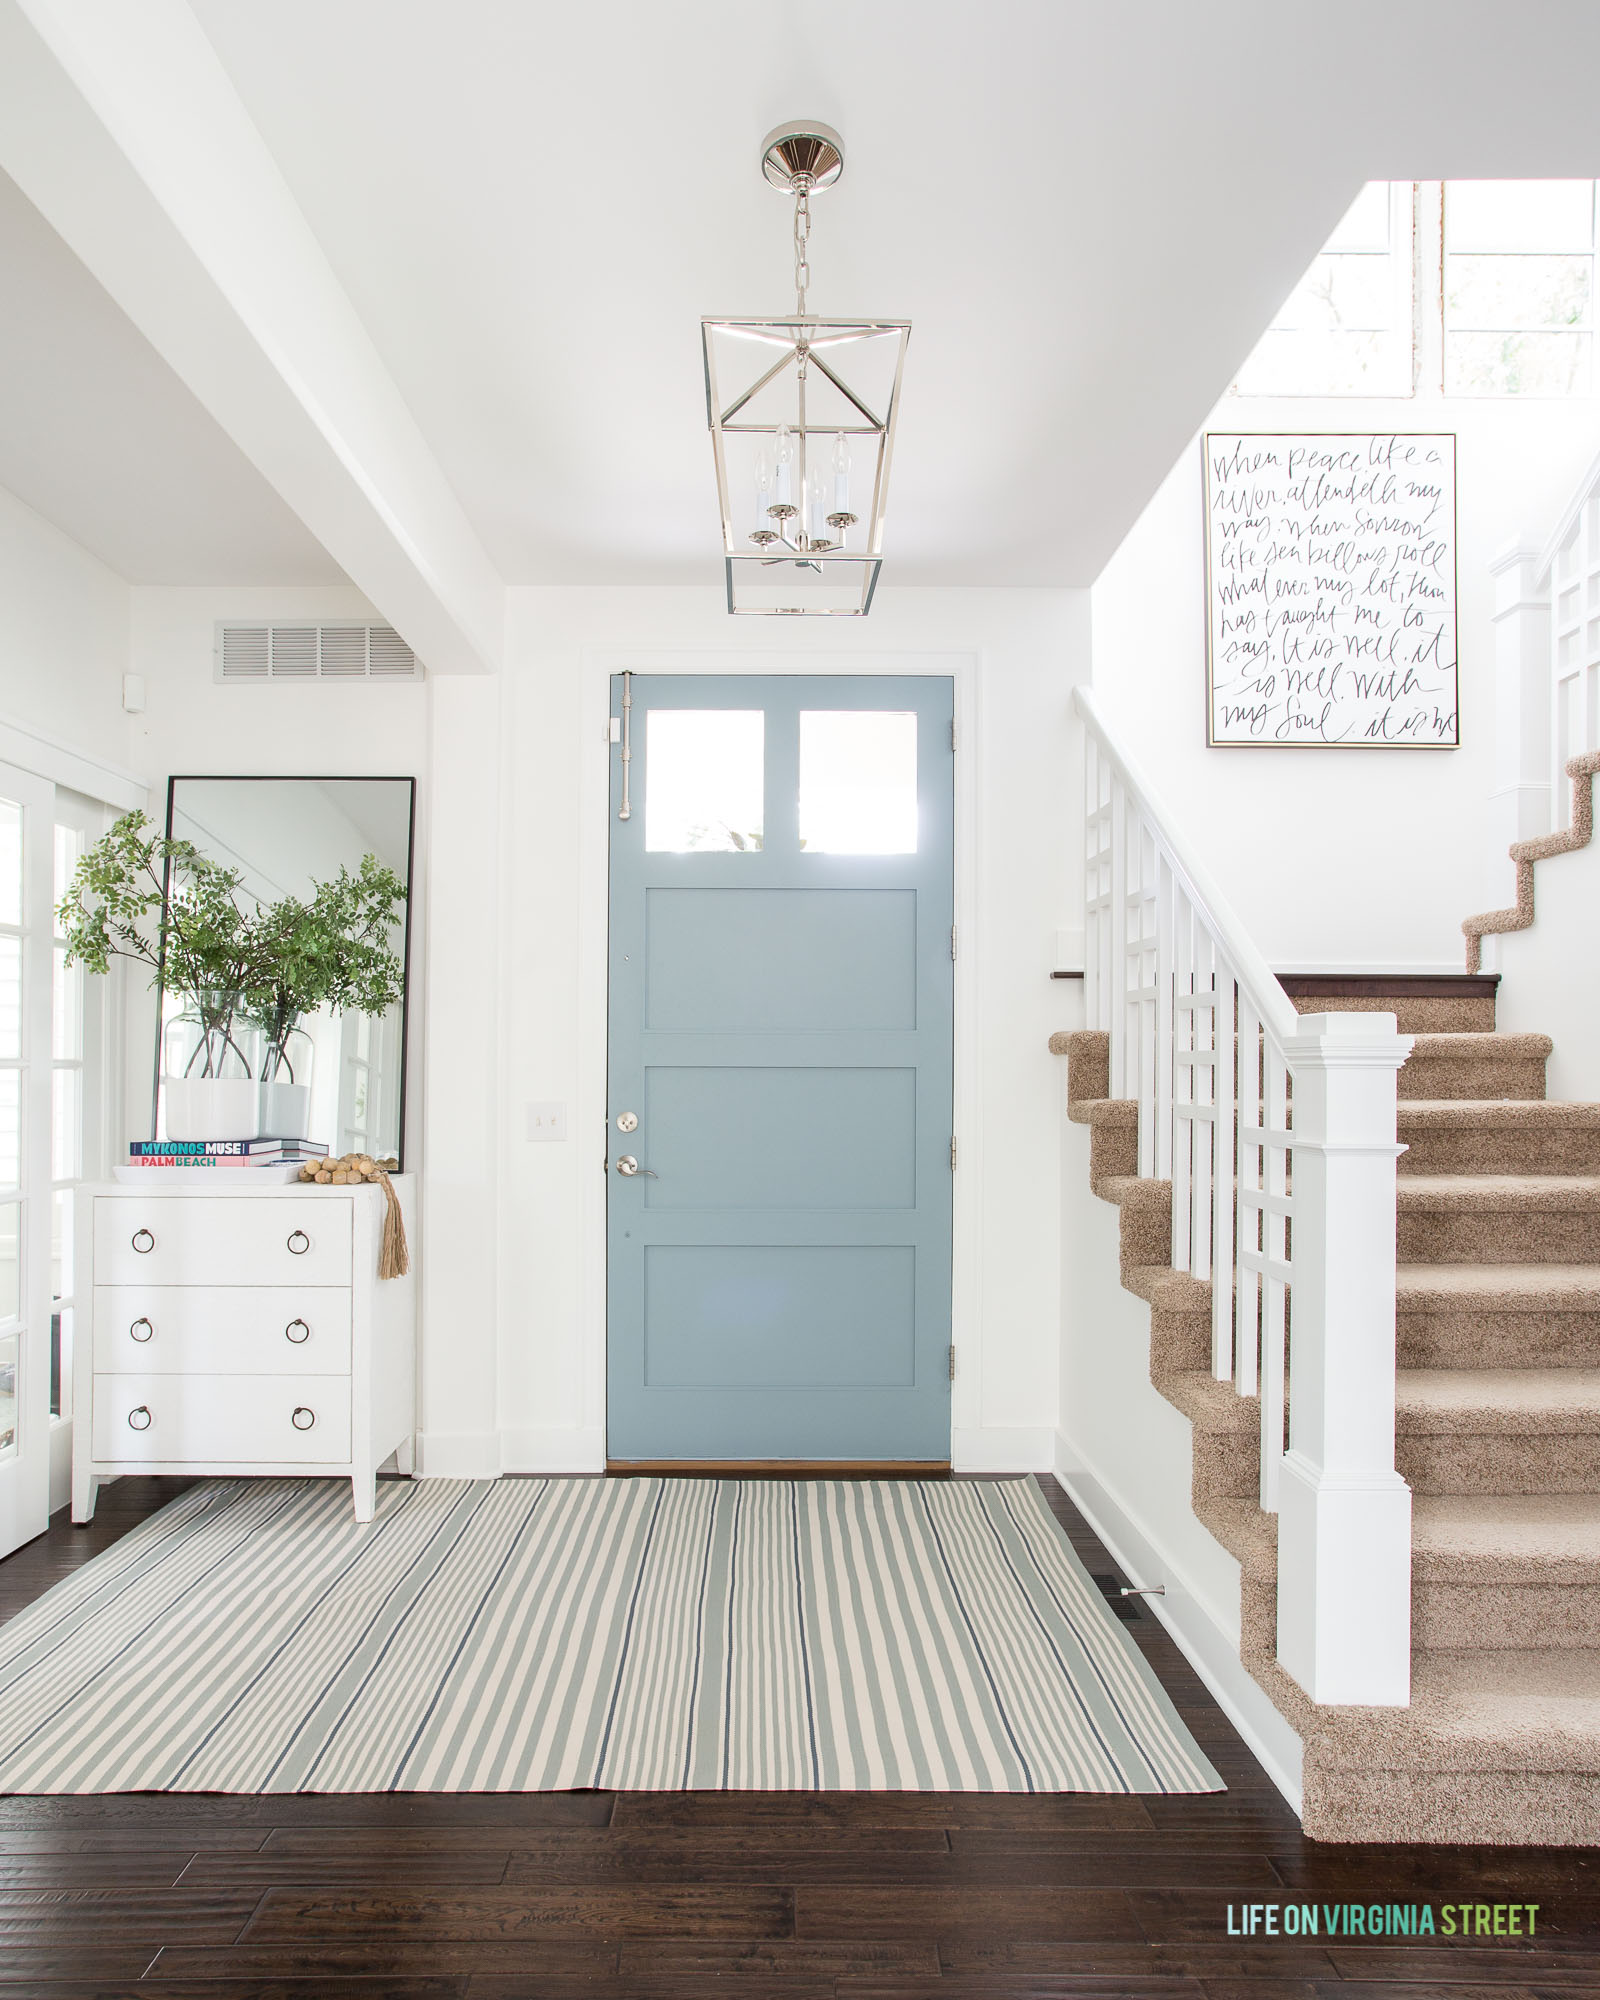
606,1459,952,1479
1276,972,1500,998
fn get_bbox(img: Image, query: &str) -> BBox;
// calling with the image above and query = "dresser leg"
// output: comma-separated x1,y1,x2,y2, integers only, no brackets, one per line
71,1468,99,1526
394,1433,416,1478
352,1469,377,1523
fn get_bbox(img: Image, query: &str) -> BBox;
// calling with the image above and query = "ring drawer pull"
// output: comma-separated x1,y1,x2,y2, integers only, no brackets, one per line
129,1317,154,1343
291,1406,316,1431
284,1318,311,1344
287,1229,311,1256
131,1229,155,1254
127,1405,152,1431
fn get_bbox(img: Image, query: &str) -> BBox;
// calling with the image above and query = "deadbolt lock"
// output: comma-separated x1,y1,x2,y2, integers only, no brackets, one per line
616,1111,638,1133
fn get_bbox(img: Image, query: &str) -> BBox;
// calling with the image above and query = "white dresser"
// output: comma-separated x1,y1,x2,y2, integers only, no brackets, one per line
72,1178,417,1524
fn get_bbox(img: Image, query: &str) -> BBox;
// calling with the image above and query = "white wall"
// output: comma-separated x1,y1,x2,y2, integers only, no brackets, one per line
1092,395,1600,971
0,483,130,769
1489,839,1600,1100
417,585,1089,1477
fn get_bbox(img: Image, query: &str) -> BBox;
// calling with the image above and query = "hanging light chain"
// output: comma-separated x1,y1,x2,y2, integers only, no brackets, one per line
793,185,812,318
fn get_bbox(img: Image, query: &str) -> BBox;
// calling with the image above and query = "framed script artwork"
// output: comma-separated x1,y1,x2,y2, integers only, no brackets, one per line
1203,432,1458,748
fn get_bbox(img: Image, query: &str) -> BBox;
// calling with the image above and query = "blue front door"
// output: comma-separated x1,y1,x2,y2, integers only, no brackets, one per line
606,674,954,1463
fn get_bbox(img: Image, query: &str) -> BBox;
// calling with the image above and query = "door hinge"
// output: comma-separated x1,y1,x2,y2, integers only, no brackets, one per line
950,925,957,962
948,1344,957,1381
950,1136,957,1170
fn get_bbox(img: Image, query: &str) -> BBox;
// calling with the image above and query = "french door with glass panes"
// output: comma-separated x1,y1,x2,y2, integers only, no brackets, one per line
0,766,60,1560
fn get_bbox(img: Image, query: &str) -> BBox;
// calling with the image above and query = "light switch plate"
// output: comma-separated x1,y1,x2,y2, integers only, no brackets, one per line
526,1101,567,1142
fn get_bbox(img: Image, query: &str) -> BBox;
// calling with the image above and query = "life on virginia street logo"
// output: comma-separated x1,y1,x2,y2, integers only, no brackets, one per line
1226,1902,1540,1938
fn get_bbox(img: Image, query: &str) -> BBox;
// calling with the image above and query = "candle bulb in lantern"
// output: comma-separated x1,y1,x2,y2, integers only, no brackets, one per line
827,429,858,540
751,445,777,546
772,425,796,516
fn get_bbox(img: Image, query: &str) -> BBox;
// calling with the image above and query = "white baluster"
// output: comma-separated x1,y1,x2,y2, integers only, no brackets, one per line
1211,969,1236,1380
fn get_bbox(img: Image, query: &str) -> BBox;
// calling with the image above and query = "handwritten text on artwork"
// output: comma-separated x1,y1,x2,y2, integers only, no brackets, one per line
1204,433,1458,748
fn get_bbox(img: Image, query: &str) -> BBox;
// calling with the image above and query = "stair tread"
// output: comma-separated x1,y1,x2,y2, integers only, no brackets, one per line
1398,1261,1600,1305
1398,1097,1600,1125
1412,1494,1600,1580
1301,1651,1600,1771
1407,1033,1553,1058
1397,1366,1600,1428
1195,1497,1277,1575
1396,1173,1600,1208
1160,1371,1256,1433
1202,1493,1600,1582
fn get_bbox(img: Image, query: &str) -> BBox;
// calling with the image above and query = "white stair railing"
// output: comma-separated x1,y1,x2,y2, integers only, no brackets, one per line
1077,687,1413,1706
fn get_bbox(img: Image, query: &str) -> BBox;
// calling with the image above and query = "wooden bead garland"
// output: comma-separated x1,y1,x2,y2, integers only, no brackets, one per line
298,1152,409,1278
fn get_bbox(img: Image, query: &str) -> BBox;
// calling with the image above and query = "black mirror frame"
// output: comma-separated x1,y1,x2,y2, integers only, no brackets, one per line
151,773,418,1172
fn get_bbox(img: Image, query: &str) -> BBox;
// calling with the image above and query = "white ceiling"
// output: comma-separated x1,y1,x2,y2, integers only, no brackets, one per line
0,166,342,585
12,1,1600,590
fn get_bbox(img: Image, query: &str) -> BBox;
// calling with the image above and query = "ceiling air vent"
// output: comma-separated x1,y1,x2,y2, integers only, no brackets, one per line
214,621,423,683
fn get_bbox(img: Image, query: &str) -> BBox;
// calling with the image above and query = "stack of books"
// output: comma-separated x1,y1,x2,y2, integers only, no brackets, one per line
113,1139,330,1186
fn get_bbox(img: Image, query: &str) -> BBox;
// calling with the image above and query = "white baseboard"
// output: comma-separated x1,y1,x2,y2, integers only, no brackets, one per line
415,1430,503,1480
952,1425,1055,1473
1053,1432,1304,1816
500,1427,607,1475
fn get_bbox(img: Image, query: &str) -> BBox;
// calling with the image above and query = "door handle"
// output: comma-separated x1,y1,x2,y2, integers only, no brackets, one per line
615,1156,658,1178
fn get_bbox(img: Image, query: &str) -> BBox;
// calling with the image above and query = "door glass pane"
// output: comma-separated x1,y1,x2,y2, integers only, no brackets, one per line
0,801,19,928
0,1202,18,1323
51,1188,71,1302
645,711,764,853
0,937,19,1060
799,711,919,854
53,944,81,1060
0,1331,15,1457
50,1306,69,1421
53,824,81,919
52,1067,79,1181
0,1072,18,1189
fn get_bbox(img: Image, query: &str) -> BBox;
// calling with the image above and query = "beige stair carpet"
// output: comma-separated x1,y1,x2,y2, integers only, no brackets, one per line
1054,984,1600,1844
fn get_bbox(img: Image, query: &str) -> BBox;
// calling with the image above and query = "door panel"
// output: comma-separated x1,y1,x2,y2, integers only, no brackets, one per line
607,674,953,1463
642,1068,915,1211
644,887,918,1031
643,1245,916,1388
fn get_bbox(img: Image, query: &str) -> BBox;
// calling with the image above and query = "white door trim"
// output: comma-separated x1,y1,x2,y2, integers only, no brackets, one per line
567,647,982,1468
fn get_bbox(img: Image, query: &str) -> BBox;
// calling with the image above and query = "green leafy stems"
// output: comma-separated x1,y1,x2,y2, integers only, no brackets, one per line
57,812,408,1081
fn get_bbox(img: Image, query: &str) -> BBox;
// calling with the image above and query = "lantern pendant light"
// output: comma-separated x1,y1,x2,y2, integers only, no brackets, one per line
702,121,910,616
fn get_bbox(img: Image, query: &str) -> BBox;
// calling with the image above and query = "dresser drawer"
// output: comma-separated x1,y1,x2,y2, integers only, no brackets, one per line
94,1197,353,1287
93,1287,352,1377
92,1375,352,1464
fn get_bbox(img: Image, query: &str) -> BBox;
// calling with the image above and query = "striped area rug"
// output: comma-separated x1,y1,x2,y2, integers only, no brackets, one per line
0,1476,1221,1795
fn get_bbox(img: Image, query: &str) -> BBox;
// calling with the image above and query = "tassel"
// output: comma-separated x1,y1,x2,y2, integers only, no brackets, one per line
373,1168,410,1280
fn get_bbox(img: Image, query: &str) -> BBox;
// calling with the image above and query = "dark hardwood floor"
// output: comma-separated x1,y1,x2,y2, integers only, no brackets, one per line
0,1473,1596,1996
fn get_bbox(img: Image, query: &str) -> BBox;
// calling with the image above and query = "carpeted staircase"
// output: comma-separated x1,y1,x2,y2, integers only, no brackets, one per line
1055,982,1600,1844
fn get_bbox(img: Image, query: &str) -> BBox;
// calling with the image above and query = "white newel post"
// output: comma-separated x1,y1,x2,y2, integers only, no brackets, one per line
1275,1012,1413,1707
1487,541,1552,917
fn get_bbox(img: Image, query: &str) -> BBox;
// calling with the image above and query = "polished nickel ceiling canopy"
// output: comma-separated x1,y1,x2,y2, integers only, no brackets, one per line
703,121,910,616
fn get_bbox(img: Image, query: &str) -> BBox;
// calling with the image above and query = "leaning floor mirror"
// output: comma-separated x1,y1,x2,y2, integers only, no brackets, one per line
153,777,416,1167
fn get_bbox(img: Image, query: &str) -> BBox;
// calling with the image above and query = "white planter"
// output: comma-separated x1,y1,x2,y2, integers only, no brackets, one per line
164,1077,263,1142
259,1081,311,1140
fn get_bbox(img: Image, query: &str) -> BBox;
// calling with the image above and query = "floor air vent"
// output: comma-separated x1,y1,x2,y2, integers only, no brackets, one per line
214,622,423,683
1090,1575,1145,1621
